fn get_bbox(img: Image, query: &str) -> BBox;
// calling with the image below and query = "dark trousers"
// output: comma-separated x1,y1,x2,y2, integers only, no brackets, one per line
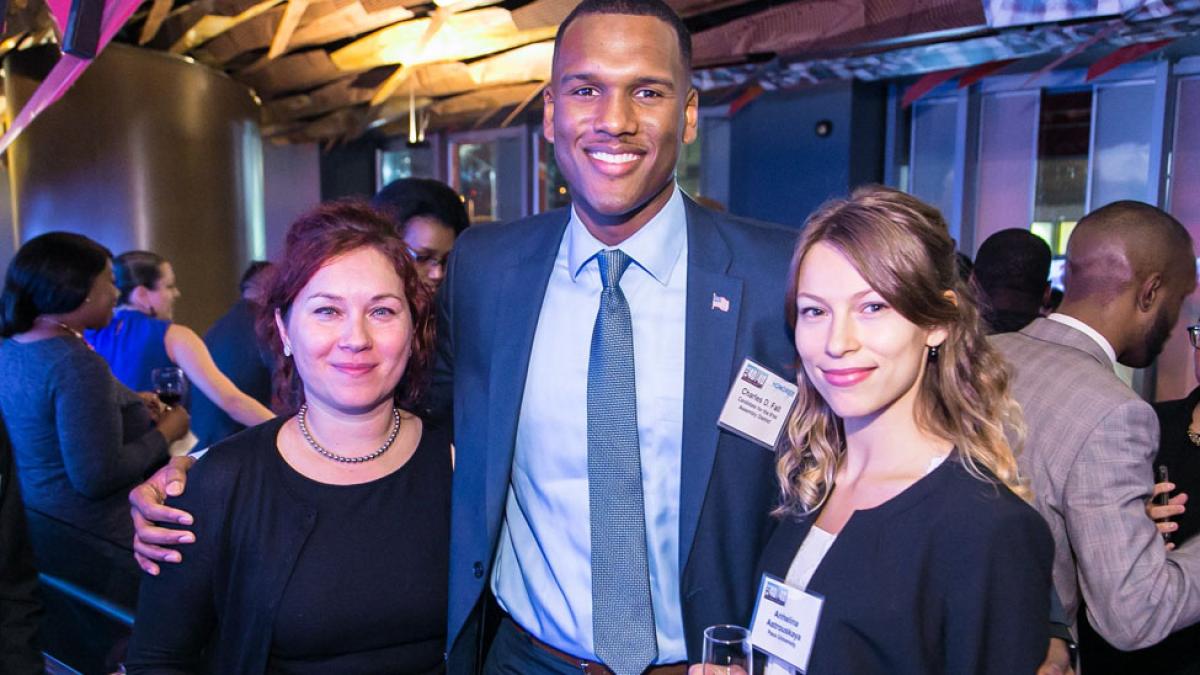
483,617,588,675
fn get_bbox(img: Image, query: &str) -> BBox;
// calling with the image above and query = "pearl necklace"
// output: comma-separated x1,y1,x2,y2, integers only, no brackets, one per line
296,403,401,464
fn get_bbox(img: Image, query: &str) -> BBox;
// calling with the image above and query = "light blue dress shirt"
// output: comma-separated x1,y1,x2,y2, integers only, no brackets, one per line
491,186,689,663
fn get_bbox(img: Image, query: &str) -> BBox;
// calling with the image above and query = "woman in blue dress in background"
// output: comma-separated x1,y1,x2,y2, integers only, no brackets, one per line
86,250,274,433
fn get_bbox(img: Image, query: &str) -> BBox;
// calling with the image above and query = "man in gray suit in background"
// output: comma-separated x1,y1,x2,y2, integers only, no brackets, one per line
993,200,1200,651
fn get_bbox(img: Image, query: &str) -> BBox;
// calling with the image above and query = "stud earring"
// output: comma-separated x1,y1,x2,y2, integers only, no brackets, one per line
928,345,939,360
283,344,292,357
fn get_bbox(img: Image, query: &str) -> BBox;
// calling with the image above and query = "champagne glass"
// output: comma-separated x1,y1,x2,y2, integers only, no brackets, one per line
702,624,752,675
151,366,186,408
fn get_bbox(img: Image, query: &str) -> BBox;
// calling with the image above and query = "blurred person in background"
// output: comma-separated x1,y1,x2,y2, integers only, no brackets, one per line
0,233,188,550
372,178,469,291
126,201,450,674
1077,317,1200,674
992,201,1200,652
86,250,274,432
972,229,1052,334
188,261,276,449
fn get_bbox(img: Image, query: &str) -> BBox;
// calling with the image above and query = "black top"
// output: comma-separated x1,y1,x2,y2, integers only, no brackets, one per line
189,299,274,449
0,419,43,675
126,416,450,674
1078,386,1200,675
1153,388,1200,544
267,427,448,673
757,455,1054,675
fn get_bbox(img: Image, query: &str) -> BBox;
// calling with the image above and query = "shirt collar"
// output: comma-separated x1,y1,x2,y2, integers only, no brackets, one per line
566,185,687,286
1047,312,1117,367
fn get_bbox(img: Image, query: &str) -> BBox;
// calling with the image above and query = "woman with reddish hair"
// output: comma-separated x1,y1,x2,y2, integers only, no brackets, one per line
125,200,449,674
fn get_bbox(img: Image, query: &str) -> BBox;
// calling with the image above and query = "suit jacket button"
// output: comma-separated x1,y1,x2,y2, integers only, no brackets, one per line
473,561,484,579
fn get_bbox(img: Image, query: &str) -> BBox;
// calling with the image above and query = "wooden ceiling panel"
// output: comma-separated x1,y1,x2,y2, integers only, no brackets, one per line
9,0,1165,144
238,48,365,95
260,65,399,121
330,7,557,70
429,81,542,116
192,0,414,64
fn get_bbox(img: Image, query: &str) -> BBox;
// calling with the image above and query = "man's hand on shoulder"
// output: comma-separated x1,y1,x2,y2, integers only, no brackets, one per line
129,455,197,575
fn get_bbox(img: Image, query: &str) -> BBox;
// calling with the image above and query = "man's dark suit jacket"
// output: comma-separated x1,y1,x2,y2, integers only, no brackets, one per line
0,417,43,674
435,199,797,671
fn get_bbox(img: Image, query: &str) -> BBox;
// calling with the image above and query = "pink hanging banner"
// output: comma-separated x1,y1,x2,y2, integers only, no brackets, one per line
45,0,73,32
0,0,145,154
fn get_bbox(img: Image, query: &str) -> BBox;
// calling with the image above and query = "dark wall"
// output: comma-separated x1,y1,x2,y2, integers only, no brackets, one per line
729,81,885,228
6,44,260,333
319,139,380,200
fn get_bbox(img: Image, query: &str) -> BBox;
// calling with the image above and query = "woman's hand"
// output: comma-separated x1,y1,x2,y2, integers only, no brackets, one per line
1036,637,1075,675
156,405,190,443
138,391,168,422
1146,481,1187,551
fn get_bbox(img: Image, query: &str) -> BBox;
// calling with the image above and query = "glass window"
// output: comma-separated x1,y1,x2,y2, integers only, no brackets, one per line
676,134,702,199
1171,76,1200,233
898,105,913,193
974,91,1038,248
1031,89,1092,254
378,146,436,188
1157,75,1200,401
1091,82,1156,207
909,97,959,221
449,131,525,223
537,137,571,213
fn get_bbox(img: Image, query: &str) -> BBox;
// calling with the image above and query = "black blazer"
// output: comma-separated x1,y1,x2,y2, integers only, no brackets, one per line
0,419,43,675
758,457,1053,675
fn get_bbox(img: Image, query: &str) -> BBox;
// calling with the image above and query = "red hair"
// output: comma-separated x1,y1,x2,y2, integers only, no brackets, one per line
257,199,435,414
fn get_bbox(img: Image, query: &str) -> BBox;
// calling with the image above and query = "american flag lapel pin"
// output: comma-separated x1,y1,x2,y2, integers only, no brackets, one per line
711,292,730,312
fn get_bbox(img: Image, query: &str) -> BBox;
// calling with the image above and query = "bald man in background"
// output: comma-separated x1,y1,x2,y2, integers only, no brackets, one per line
993,200,1200,652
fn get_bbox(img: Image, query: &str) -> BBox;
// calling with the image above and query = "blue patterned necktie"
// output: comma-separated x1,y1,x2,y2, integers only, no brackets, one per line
588,249,658,675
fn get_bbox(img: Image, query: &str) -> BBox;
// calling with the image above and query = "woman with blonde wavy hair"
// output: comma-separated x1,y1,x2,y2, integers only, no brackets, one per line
756,186,1054,675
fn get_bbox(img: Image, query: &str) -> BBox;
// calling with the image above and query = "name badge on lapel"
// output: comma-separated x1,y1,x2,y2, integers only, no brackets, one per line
717,358,798,449
749,574,823,673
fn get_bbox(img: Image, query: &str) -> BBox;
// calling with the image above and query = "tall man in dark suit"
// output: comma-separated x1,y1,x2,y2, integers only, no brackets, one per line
437,1,795,672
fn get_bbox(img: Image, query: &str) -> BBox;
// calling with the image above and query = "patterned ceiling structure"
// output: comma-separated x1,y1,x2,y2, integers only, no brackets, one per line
1,0,1197,144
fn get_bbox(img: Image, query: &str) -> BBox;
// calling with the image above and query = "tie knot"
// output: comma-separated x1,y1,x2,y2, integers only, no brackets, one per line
597,249,634,290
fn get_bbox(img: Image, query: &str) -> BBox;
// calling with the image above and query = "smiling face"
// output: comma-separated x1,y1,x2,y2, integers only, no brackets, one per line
276,246,414,417
543,12,697,242
793,242,948,428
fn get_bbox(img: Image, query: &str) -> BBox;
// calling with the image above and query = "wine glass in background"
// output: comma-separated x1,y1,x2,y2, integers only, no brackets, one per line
702,624,752,675
151,366,186,408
